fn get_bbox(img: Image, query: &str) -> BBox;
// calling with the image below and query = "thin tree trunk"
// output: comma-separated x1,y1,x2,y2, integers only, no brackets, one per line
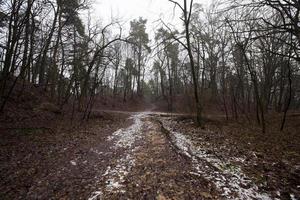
281,50,293,131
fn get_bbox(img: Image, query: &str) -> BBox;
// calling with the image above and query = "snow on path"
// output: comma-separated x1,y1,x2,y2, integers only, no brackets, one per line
88,113,148,200
107,113,146,148
161,118,272,200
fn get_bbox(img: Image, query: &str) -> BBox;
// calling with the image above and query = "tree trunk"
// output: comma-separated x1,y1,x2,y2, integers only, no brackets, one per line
183,0,203,127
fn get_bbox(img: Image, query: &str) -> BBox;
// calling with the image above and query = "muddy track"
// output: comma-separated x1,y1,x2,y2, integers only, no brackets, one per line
86,112,276,200
1,111,276,199
88,113,218,200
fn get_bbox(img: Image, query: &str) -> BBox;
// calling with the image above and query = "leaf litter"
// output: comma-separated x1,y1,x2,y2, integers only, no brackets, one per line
160,117,272,200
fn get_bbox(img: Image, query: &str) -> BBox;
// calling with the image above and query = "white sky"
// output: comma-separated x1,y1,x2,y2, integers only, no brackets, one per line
87,0,213,81
91,0,212,38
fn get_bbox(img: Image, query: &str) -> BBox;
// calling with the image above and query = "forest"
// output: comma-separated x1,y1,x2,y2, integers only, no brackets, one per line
0,0,299,199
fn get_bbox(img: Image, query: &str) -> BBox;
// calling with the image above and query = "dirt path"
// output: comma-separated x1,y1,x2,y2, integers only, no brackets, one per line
1,111,279,199
87,112,273,200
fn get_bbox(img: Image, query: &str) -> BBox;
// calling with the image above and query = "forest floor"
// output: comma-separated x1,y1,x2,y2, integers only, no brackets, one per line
1,106,299,199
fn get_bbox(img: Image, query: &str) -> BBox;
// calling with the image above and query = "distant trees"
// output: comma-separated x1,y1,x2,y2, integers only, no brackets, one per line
154,28,180,111
0,0,151,118
149,0,299,131
0,0,89,113
165,0,204,126
223,0,300,131
0,0,299,130
128,17,150,96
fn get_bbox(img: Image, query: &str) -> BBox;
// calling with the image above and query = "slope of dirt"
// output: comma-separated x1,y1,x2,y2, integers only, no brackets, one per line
0,79,152,129
94,95,153,112
0,80,59,128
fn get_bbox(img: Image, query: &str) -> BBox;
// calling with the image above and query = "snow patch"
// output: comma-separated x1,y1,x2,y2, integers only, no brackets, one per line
88,113,147,198
161,119,272,200
90,148,103,155
88,191,102,200
70,161,77,166
107,113,146,149
290,194,297,200
103,153,137,192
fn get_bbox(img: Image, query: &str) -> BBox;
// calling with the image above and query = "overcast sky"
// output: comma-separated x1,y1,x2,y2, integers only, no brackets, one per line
88,0,213,80
91,0,212,38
